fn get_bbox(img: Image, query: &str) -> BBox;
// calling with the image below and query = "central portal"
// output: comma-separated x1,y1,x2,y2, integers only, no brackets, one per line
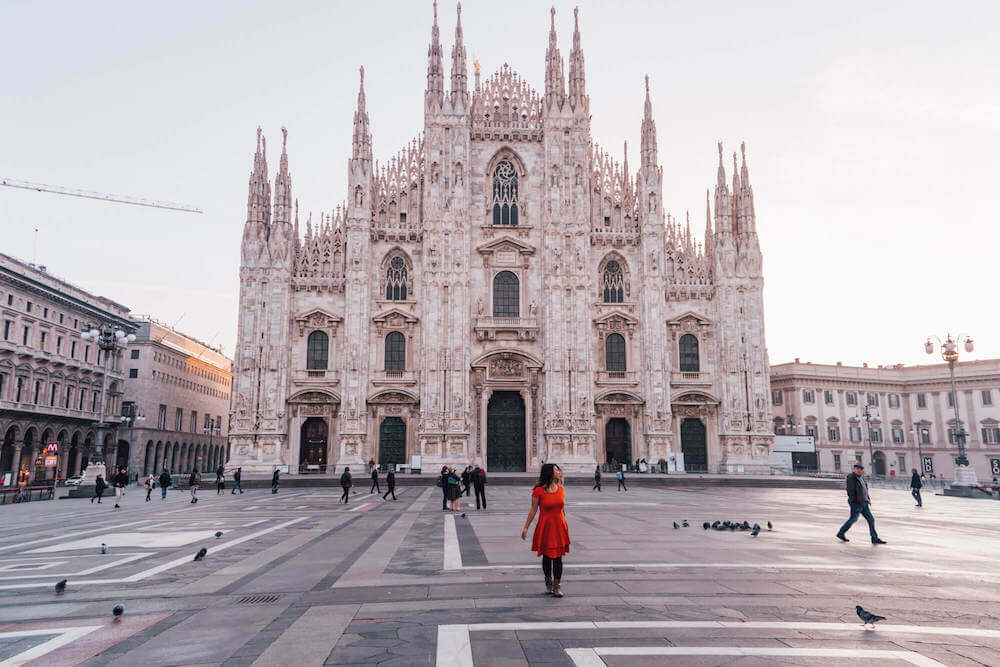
605,418,631,466
487,391,526,472
680,418,708,473
379,417,406,469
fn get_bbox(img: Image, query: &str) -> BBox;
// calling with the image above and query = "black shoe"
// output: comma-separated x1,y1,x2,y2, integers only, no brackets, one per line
872,538,886,545
836,533,849,542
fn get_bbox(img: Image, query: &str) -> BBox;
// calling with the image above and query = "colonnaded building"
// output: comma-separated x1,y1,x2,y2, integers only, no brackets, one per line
228,4,774,474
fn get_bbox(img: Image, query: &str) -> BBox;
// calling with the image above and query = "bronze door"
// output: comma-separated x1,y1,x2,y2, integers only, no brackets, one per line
379,417,406,468
680,418,708,472
605,418,631,465
487,391,526,472
300,418,328,466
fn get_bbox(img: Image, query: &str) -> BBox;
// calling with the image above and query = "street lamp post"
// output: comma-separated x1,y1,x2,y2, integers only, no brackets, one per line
203,418,221,468
80,325,135,482
924,333,976,485
859,401,878,479
910,424,924,477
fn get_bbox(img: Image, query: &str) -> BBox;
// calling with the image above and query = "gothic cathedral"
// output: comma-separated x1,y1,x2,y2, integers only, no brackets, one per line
229,4,774,475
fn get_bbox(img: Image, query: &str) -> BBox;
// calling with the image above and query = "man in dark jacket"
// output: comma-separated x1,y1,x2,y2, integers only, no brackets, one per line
112,468,128,508
158,469,172,500
461,466,471,496
910,468,923,507
271,469,280,494
472,464,487,510
440,466,450,510
340,467,353,503
383,469,397,500
837,464,885,544
232,467,243,494
91,474,107,504
370,465,381,494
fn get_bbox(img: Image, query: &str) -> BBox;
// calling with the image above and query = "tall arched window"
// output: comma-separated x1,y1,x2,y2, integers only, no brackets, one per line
602,260,624,303
492,271,520,317
385,332,405,371
385,256,408,300
606,333,626,372
306,331,328,370
491,159,519,226
679,334,699,372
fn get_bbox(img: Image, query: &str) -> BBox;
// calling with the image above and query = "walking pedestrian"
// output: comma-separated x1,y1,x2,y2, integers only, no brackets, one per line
189,469,201,504
447,466,462,511
216,467,226,495
159,469,171,500
370,465,381,494
232,467,243,494
461,466,471,496
271,468,280,494
112,468,128,509
91,474,107,504
473,464,487,510
383,469,397,500
340,466,353,503
593,465,601,491
837,463,886,544
144,474,154,502
616,467,627,492
439,465,450,510
521,463,571,598
910,468,923,507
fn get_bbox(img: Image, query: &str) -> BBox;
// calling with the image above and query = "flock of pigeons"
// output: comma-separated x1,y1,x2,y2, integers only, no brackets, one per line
54,526,889,630
669,518,775,537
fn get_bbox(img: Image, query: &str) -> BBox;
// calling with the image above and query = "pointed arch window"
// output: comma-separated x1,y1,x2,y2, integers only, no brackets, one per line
492,271,519,318
306,331,329,370
385,256,408,300
384,332,405,371
602,260,624,303
605,333,626,372
679,334,699,372
491,159,519,226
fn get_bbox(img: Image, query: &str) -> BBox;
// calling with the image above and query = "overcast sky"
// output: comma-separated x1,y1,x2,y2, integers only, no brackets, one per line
2,0,997,367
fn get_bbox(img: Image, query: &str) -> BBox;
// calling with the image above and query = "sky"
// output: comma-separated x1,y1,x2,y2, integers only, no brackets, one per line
2,0,997,367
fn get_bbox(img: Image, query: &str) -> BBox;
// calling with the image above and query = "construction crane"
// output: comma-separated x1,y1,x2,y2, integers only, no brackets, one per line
0,177,202,213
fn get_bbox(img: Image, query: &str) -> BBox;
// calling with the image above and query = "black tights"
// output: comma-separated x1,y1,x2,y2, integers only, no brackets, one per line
542,556,563,581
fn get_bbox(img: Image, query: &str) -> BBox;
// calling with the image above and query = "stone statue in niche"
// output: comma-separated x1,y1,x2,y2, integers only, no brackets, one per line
528,301,536,316
477,297,484,316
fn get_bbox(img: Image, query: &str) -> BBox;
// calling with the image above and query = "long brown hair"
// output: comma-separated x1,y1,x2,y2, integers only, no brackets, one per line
534,463,561,488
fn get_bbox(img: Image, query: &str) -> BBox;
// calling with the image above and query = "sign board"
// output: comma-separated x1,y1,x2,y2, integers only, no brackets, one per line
45,442,59,454
922,456,934,474
0,472,12,487
44,455,57,467
990,458,1000,476
772,435,815,453
410,455,422,471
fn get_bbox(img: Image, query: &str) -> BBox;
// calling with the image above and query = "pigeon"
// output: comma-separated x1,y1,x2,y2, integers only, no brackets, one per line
702,522,710,530
215,531,223,538
740,521,751,531
673,522,679,529
682,520,689,527
460,513,466,518
856,605,885,627
194,547,207,562
54,579,67,595
100,543,108,554
112,604,124,618
767,521,773,531
750,524,760,537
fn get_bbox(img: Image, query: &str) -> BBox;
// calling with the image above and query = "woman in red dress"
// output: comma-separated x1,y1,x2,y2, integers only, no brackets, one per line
520,463,571,597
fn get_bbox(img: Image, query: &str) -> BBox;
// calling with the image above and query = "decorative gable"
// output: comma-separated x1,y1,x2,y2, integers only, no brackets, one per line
293,308,342,337
476,235,536,268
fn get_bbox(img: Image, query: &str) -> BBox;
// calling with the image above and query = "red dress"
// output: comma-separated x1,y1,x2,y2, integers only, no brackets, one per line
531,485,571,558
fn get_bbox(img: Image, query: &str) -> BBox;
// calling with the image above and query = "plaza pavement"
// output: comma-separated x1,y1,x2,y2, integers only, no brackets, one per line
0,480,998,665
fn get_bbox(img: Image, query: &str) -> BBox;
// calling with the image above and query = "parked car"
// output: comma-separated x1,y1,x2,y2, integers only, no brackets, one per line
65,476,85,486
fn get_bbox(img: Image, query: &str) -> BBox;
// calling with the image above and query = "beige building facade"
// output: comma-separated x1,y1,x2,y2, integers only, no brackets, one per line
0,252,134,484
770,359,1000,482
121,318,232,477
229,5,774,475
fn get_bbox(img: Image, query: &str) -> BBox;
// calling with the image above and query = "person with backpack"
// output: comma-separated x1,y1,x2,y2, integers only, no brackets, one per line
340,466,353,503
112,468,128,509
370,465,381,494
461,466,472,496
189,469,201,503
447,466,462,511
144,474,154,502
383,468,397,501
158,469,171,500
271,468,280,494
232,467,243,494
616,467,627,492
473,464,487,510
593,465,602,491
910,468,923,507
91,474,107,504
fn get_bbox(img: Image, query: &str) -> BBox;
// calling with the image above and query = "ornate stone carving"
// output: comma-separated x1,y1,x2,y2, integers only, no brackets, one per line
489,357,523,377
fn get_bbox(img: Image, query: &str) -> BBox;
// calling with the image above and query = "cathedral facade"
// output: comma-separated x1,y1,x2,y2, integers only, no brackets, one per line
228,4,774,475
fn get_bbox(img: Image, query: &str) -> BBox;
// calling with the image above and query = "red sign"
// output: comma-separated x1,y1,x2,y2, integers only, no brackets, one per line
44,455,57,467
45,442,59,454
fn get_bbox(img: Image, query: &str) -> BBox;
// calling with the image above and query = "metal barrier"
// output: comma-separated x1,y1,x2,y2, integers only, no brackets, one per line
0,485,56,504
